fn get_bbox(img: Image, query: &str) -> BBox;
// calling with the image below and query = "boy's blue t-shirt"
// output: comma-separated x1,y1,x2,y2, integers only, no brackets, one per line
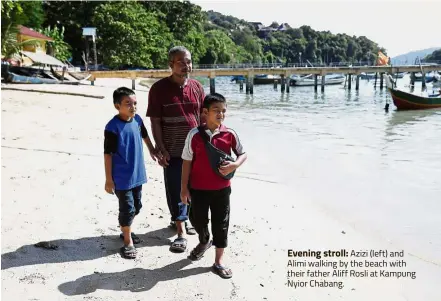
104,114,147,190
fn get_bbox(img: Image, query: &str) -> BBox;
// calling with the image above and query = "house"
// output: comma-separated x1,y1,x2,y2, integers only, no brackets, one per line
17,25,53,54
16,26,65,67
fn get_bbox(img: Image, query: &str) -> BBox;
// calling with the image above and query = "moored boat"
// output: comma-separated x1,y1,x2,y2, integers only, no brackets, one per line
389,87,441,110
290,74,345,86
253,74,280,84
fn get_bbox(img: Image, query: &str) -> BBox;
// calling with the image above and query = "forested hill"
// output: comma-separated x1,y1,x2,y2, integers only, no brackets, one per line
2,0,386,69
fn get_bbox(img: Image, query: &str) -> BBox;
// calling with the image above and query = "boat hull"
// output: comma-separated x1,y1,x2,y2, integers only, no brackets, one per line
390,88,441,110
290,77,344,86
6,72,59,84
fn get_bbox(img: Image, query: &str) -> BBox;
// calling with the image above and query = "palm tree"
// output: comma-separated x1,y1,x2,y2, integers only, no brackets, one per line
1,25,39,60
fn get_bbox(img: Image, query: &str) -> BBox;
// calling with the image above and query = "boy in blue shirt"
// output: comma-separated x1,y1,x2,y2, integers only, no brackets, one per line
104,87,159,259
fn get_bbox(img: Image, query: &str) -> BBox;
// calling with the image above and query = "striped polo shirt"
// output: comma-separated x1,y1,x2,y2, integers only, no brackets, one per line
146,77,205,157
182,124,245,190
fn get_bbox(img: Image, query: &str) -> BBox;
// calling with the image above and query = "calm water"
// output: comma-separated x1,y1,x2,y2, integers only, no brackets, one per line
199,75,441,262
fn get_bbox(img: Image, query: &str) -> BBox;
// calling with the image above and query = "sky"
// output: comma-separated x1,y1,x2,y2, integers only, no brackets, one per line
191,0,441,57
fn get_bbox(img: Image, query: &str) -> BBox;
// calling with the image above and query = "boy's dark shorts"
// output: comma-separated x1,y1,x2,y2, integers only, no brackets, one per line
115,185,142,227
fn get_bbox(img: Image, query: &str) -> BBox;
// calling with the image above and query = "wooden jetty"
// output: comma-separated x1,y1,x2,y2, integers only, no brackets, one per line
88,65,441,94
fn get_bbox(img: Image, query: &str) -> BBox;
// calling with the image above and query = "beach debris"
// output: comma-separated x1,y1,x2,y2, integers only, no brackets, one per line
341,230,346,234
260,283,264,287
34,241,58,250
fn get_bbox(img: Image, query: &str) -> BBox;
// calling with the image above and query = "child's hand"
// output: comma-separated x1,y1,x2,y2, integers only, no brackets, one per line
148,146,161,162
219,161,237,176
180,188,191,205
105,180,115,194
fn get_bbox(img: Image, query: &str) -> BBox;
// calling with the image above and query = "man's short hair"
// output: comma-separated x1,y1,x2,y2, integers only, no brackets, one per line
113,87,135,105
203,93,226,109
168,46,190,62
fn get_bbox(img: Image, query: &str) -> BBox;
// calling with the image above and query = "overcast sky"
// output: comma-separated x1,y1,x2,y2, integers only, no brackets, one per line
191,0,441,57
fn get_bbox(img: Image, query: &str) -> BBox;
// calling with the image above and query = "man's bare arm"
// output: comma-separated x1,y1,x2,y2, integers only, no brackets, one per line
150,117,166,151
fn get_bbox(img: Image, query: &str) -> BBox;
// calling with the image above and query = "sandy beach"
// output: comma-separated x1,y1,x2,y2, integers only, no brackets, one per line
2,79,441,301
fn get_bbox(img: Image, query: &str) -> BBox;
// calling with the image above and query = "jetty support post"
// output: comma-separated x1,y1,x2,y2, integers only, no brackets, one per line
248,71,254,95
246,76,250,94
380,72,384,90
130,73,136,90
209,72,216,94
273,79,278,90
250,76,254,95
374,73,378,89
410,72,415,87
321,72,325,92
355,74,360,90
348,74,352,90
286,73,290,93
314,74,318,92
422,73,426,91
281,74,286,93
239,79,244,91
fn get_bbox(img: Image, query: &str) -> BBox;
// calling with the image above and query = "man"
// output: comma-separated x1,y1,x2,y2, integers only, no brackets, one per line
147,46,205,252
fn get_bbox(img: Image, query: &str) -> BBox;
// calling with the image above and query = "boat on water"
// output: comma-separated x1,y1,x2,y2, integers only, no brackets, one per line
253,74,281,85
385,74,441,110
360,72,376,80
290,74,345,86
392,72,406,78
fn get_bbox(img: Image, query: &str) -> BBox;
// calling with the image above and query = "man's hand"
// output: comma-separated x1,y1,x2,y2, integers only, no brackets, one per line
218,161,237,176
105,180,115,194
180,187,191,205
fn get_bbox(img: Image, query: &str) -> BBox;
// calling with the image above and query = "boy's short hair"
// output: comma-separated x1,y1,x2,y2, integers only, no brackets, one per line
203,93,226,109
113,87,135,105
168,46,190,63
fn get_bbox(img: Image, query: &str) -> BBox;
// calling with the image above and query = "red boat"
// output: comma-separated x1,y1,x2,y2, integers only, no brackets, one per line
389,88,441,110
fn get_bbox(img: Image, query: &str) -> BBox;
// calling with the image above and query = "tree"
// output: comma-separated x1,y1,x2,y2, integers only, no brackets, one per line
39,26,71,61
92,2,173,69
1,0,44,58
424,49,441,61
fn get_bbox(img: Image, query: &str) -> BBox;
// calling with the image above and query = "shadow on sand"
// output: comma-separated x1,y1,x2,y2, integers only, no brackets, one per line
1,227,175,270
58,258,211,295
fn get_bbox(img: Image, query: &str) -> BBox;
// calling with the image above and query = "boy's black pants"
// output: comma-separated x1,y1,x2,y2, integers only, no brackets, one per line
189,186,231,248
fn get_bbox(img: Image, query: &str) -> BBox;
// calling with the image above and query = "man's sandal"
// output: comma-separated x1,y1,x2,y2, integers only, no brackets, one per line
212,264,233,279
120,246,137,259
188,241,213,261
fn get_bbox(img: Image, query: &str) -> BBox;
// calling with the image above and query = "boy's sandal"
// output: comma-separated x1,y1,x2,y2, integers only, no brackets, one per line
212,264,233,279
169,237,187,253
120,246,137,259
188,240,213,261
119,232,142,244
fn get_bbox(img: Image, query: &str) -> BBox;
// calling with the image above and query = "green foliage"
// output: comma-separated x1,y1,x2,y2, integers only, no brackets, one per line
37,1,385,67
1,0,44,58
424,49,441,61
39,26,72,61
92,1,173,68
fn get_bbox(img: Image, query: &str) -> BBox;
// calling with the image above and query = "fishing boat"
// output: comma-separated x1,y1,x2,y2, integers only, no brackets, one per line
68,71,91,81
290,74,345,86
5,71,60,84
388,87,441,110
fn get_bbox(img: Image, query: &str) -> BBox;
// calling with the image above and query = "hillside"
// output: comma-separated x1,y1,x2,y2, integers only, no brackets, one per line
391,47,441,64
3,1,387,68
